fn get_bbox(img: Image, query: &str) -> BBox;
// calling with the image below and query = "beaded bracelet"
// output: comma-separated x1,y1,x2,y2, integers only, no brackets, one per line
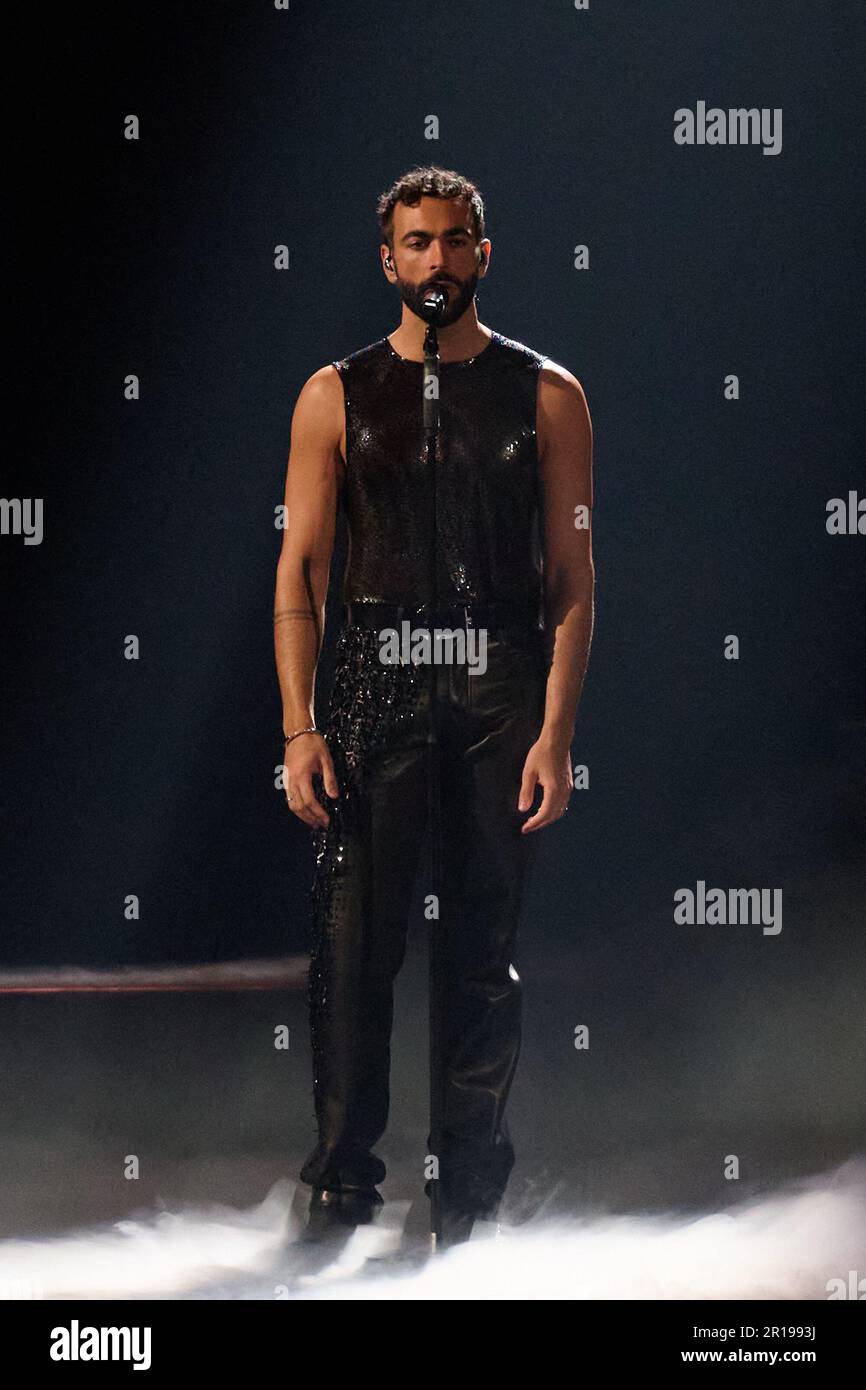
283,726,320,747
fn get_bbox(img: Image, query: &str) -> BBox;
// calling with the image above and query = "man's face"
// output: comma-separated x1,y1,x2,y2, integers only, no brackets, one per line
384,195,489,327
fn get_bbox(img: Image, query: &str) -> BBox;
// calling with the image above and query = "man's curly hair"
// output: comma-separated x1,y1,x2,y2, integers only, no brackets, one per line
377,165,486,253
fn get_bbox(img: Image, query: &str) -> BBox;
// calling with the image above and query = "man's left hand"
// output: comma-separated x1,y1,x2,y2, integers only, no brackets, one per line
518,739,574,833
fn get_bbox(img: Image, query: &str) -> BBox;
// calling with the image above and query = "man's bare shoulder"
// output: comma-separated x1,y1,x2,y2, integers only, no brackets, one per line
535,357,593,472
538,356,588,403
298,362,343,401
292,363,344,436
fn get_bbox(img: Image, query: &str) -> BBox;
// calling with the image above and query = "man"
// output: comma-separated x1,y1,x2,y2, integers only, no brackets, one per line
274,165,594,1246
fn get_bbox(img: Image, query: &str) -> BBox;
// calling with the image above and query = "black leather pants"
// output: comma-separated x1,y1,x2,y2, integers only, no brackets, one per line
300,614,548,1215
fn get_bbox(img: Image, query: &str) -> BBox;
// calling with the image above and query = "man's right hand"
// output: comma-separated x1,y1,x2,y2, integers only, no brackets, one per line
283,732,340,829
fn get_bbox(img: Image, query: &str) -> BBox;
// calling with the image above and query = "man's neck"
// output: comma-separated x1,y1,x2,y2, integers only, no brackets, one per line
387,316,492,363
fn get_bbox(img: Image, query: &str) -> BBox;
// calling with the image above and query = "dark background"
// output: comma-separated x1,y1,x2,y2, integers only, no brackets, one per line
4,0,864,981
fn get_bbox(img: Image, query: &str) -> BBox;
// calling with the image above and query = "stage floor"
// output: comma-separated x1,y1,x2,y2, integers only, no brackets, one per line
2,899,865,1299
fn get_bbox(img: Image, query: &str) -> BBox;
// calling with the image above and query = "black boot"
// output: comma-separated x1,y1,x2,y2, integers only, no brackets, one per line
438,1205,477,1248
426,1179,498,1249
304,1185,383,1241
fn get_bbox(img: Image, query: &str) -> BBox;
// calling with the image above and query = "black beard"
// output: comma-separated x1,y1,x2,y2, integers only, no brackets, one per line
393,270,480,328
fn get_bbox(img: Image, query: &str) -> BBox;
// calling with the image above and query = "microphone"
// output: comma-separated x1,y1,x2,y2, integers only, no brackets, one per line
420,286,448,324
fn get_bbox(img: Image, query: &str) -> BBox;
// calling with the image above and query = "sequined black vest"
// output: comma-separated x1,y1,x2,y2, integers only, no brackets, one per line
332,331,547,626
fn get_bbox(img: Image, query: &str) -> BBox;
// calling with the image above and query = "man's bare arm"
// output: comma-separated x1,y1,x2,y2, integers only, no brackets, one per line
536,362,595,754
274,366,344,739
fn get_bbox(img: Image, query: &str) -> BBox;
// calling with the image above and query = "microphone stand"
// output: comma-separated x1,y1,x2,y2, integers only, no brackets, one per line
421,305,445,1252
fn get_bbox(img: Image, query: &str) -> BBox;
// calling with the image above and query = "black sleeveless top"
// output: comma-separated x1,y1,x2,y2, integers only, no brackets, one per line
332,331,547,628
